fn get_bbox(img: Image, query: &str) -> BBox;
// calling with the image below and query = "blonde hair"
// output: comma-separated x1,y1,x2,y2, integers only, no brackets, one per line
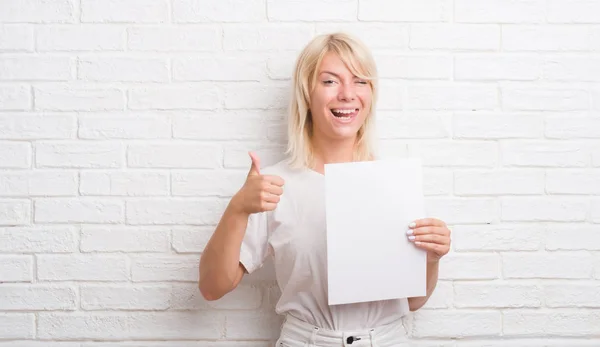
285,32,378,170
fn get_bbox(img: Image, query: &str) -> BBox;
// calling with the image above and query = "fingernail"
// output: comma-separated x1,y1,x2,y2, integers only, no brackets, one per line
408,235,415,241
406,229,413,235
409,222,416,228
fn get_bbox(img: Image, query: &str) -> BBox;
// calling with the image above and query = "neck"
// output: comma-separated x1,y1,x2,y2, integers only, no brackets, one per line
310,135,356,174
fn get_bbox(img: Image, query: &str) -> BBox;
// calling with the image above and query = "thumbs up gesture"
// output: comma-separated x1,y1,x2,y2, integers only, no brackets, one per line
233,152,285,215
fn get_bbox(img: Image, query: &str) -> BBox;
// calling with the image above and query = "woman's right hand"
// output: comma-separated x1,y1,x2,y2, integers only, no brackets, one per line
232,152,285,215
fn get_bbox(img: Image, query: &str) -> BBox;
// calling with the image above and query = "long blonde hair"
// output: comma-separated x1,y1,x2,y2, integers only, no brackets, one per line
285,32,379,169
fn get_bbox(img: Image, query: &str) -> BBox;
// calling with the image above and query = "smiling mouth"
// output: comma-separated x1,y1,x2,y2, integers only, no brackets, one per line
330,108,359,120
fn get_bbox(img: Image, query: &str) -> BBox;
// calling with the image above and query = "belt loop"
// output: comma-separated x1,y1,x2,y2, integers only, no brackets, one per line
369,328,376,347
309,325,319,346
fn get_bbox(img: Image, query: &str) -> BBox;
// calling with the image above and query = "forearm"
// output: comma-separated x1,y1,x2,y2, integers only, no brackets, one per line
408,260,439,311
199,196,249,299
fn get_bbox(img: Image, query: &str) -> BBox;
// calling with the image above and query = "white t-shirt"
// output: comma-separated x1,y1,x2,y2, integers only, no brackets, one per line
239,158,410,331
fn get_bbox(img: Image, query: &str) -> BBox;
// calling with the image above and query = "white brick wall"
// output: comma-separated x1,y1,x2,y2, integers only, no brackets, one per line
0,0,599,345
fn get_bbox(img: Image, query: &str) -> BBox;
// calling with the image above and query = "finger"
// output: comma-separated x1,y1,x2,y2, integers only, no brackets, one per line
263,193,281,204
265,175,285,187
410,218,446,229
409,226,448,236
265,185,284,196
409,233,448,245
413,241,447,255
248,151,261,176
261,202,278,211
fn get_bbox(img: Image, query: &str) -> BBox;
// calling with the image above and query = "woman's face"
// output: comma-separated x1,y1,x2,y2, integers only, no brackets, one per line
309,52,372,143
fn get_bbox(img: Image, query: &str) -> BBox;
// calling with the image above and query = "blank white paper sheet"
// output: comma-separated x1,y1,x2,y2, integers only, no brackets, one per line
324,158,427,306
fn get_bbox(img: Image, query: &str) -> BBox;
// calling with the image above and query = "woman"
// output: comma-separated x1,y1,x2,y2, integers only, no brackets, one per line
199,32,451,347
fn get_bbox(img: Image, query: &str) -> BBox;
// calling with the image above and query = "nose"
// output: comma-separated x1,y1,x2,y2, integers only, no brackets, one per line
338,82,356,102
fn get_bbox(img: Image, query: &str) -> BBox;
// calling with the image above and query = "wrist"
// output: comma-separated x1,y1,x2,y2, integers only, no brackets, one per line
229,193,249,217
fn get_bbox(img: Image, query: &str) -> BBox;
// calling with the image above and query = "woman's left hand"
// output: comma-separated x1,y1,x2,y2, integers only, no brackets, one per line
407,218,451,263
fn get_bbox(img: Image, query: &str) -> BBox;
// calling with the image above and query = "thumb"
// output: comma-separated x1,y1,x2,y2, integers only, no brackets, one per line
248,151,261,176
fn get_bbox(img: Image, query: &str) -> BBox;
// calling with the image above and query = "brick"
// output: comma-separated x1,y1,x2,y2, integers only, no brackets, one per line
81,226,169,252
0,0,73,23
268,0,356,21
38,312,224,339
36,141,123,168
547,170,600,194
172,226,213,253
81,285,171,310
545,282,600,307
80,171,169,196
454,54,542,81
502,141,590,167
452,224,543,251
422,169,453,196
454,282,542,308
503,253,592,279
0,113,75,139
170,283,262,310
0,199,30,226
412,310,501,338
503,25,591,51
128,86,219,110
0,284,76,310
3,170,79,198
225,311,283,339
439,253,500,280
127,143,221,169
456,340,600,347
0,25,33,51
223,24,313,51
315,23,409,49
0,226,77,252
223,143,286,169
172,0,265,23
37,254,129,281
455,0,545,23
502,84,589,111
377,81,406,110
78,57,168,82
79,112,171,139
128,26,220,51
546,225,600,250
0,141,31,168
172,55,266,81
173,112,279,140
375,54,452,80
454,112,543,139
131,255,199,281
0,313,34,339
35,198,124,224
543,56,600,81
358,0,448,22
0,343,79,347
0,84,31,110
455,169,545,195
595,254,600,279
501,197,588,222
376,112,450,139
410,24,500,51
503,310,600,336
34,85,124,111
37,25,125,51
425,197,497,224
407,83,498,110
0,255,32,282
409,141,497,167
266,53,296,80
223,83,289,109
546,115,600,138
126,198,225,225
0,56,71,81
81,0,168,23
593,199,600,223
172,170,246,197
548,0,600,23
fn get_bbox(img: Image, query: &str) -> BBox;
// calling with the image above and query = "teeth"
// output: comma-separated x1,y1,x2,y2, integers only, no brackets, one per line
332,109,355,114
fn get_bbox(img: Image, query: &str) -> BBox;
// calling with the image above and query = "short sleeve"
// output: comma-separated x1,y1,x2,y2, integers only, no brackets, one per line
239,211,269,274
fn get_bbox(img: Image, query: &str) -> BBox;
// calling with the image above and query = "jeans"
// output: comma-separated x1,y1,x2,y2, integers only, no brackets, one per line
275,314,410,347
